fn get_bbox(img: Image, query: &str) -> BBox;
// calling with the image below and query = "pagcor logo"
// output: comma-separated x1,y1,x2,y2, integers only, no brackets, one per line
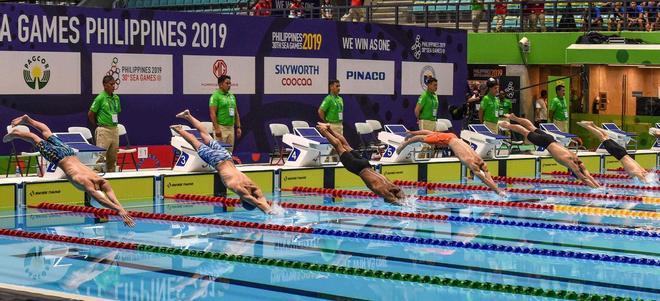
282,77,312,86
346,71,386,81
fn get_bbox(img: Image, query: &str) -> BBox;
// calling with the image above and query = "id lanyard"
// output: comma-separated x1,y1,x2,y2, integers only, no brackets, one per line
335,97,343,120
108,97,119,123
432,96,438,117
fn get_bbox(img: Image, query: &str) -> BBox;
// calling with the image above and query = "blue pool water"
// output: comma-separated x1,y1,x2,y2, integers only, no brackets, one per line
0,179,658,300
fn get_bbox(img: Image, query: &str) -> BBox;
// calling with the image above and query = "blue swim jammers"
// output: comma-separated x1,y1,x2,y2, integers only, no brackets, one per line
197,140,232,168
37,136,75,165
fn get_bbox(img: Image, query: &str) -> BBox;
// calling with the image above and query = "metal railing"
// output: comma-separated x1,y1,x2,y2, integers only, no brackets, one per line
123,0,658,33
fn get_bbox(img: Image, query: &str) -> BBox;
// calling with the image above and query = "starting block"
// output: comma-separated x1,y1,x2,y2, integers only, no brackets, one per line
171,129,226,172
599,123,637,152
534,123,579,155
282,127,335,167
650,123,660,151
460,124,509,159
43,133,106,179
378,125,419,163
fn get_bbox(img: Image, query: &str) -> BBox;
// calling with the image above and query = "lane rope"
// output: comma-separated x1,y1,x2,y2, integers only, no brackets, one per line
0,229,638,301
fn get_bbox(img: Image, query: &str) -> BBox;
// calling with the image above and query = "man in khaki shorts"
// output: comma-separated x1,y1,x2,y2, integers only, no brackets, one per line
209,75,242,153
415,77,440,158
88,75,120,172
318,80,344,135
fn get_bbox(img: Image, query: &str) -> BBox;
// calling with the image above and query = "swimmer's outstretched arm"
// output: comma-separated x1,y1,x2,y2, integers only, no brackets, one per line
397,135,426,154
406,130,435,137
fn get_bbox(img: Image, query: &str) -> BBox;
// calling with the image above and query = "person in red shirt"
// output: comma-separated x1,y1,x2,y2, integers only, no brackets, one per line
341,0,366,22
289,0,303,18
524,1,546,31
494,0,507,32
253,0,271,16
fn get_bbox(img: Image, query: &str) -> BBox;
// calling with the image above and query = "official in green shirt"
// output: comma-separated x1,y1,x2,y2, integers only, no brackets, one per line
319,80,344,135
479,78,500,133
415,77,439,132
88,75,121,172
209,75,241,153
498,91,513,115
549,84,569,132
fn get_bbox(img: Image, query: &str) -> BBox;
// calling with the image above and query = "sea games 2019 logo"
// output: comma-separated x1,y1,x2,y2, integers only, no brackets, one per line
23,55,50,90
410,35,447,60
106,57,121,90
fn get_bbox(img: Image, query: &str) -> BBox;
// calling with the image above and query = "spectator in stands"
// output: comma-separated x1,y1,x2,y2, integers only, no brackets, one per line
89,75,120,172
558,2,577,30
627,1,646,30
524,0,546,32
584,2,604,29
493,0,507,32
549,85,569,132
252,0,271,16
341,0,366,22
321,0,333,19
535,90,548,126
471,0,485,32
645,0,658,31
289,0,303,18
209,75,241,153
479,78,500,133
608,2,625,31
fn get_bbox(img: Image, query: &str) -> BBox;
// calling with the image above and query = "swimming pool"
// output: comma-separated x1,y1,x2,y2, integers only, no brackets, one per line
0,177,657,300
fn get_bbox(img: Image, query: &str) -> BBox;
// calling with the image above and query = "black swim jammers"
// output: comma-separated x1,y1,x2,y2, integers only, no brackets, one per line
602,139,629,160
339,150,372,175
527,129,556,149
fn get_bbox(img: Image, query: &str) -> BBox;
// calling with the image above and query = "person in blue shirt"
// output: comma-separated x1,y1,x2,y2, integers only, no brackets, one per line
627,1,645,29
585,3,603,28
608,2,625,31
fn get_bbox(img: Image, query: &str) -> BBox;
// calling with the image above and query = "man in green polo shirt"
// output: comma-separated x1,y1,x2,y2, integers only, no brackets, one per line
479,78,500,133
415,77,439,159
88,75,121,172
318,80,344,135
415,77,439,131
209,75,241,153
549,84,569,132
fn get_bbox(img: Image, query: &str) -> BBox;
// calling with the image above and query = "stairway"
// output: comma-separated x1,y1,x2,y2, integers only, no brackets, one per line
368,0,415,25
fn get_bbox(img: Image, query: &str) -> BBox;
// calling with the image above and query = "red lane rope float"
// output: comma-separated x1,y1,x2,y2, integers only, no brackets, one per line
0,228,139,250
392,180,650,203
282,188,659,220
28,203,314,234
165,194,449,221
30,202,660,237
607,167,660,173
493,176,660,192
280,188,554,211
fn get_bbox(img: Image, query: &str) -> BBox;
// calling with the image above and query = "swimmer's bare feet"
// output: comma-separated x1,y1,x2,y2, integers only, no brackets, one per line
11,114,30,127
170,124,184,134
2,130,19,143
498,121,511,131
576,120,595,128
175,109,191,120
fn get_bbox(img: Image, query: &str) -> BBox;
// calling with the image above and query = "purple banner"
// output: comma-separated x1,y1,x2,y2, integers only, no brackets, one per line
0,3,467,162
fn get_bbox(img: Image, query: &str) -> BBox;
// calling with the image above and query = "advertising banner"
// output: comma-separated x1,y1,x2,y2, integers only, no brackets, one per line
401,61,454,96
92,53,173,94
336,59,394,95
0,51,80,94
183,55,256,94
264,57,328,94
